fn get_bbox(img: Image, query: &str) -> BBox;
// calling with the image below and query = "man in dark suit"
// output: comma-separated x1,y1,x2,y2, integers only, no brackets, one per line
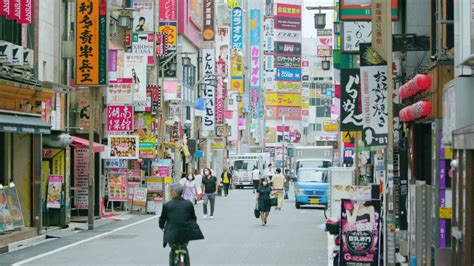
159,183,204,266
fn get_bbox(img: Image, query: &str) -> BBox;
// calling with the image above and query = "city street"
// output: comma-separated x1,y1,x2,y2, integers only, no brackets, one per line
1,189,328,265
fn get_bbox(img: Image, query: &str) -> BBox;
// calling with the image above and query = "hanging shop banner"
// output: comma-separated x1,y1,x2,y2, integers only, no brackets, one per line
139,134,156,159
146,86,161,112
361,65,388,147
74,149,89,209
107,78,133,105
231,7,243,49
108,135,139,159
264,0,274,16
18,0,33,24
201,48,216,130
46,176,63,209
274,30,301,43
250,46,260,88
340,68,363,131
107,105,134,132
132,33,154,65
275,68,301,81
155,33,168,57
249,9,260,45
202,0,215,41
108,172,128,202
340,0,398,20
276,3,301,17
265,106,302,120
341,199,381,265
263,18,274,53
0,1,10,17
231,49,243,78
75,0,107,86
132,0,153,32
4,187,24,228
159,22,177,49
123,53,147,105
341,21,372,53
275,41,302,55
159,0,176,21
265,93,302,107
216,27,229,124
274,16,301,31
274,55,301,68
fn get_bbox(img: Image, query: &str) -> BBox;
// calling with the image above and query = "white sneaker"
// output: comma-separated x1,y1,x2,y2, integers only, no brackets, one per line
210,216,214,219
203,215,208,219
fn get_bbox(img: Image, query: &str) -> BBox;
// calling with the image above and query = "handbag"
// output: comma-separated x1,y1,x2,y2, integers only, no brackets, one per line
270,197,278,207
254,202,260,218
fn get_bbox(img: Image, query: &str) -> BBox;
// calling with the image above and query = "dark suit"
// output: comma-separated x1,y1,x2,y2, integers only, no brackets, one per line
159,196,204,247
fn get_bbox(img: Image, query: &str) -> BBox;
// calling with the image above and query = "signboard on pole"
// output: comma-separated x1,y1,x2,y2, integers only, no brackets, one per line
201,48,216,130
371,0,389,60
340,69,363,131
202,0,215,41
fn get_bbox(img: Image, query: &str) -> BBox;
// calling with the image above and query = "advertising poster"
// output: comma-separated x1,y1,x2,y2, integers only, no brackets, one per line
132,33,154,65
361,65,388,147
275,68,301,81
340,199,381,265
0,189,13,232
4,187,24,228
201,48,216,130
132,0,154,32
340,69,363,131
132,187,147,207
107,105,134,132
75,0,107,86
108,135,139,159
159,22,177,49
230,49,243,78
231,7,243,49
108,172,128,202
202,0,215,41
139,133,156,159
46,176,63,209
265,127,277,143
123,53,147,105
127,182,141,205
107,78,133,105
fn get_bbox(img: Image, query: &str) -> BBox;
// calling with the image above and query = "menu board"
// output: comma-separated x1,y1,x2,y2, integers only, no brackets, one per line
108,172,128,202
0,186,24,232
74,149,89,209
47,176,63,209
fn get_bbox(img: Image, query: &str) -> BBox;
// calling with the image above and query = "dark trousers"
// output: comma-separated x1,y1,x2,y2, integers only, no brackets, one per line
203,193,215,215
169,243,190,266
253,180,260,190
223,183,230,196
284,187,289,199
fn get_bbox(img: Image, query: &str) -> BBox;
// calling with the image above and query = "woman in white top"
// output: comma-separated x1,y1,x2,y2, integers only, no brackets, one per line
181,172,198,204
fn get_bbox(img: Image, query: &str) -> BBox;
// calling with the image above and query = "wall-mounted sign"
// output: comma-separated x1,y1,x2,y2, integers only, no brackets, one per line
274,30,301,43
108,135,139,159
231,7,243,49
201,49,216,130
340,0,398,20
275,55,301,68
275,41,302,55
132,33,154,65
75,0,107,86
274,16,301,31
340,69,363,131
276,3,301,17
342,21,372,53
132,0,154,32
275,67,301,81
202,0,215,41
107,105,134,132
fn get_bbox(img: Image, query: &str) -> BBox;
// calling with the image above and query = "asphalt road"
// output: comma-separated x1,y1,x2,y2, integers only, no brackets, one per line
1,188,328,265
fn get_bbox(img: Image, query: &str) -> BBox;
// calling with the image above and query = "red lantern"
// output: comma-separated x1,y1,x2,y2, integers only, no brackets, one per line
400,74,432,100
400,101,432,122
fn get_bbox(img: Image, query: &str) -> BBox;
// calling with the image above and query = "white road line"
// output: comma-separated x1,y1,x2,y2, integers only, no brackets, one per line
12,216,158,266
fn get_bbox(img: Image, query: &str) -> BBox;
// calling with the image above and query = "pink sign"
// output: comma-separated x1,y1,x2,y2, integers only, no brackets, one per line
0,0,10,16
215,60,226,124
158,166,169,177
107,105,134,132
159,0,176,21
18,0,32,24
46,175,63,209
7,0,20,21
276,3,302,18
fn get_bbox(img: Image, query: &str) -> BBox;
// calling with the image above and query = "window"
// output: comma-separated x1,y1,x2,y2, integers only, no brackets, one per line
310,98,317,106
0,17,33,48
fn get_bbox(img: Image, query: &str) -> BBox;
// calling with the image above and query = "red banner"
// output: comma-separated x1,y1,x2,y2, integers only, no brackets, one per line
159,0,176,21
7,0,20,21
18,0,32,24
0,0,10,16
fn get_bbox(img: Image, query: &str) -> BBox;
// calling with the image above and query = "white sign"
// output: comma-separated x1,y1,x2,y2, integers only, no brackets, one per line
201,48,216,131
0,41,23,66
123,53,147,107
107,79,134,105
263,18,274,53
342,21,372,53
274,29,301,43
361,65,388,147
132,33,155,65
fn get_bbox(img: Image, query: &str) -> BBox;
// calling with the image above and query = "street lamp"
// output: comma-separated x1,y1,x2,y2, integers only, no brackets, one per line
333,21,341,35
117,8,135,29
314,12,326,29
182,56,192,67
322,58,331,70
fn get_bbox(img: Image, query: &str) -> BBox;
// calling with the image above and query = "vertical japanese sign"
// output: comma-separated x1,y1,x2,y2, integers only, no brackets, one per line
231,7,243,49
371,0,389,60
159,0,177,56
216,27,230,124
340,69,363,131
341,199,381,265
107,78,133,105
107,105,134,132
361,65,388,147
18,0,33,24
123,53,147,107
0,0,9,16
132,0,154,32
74,149,89,209
250,9,261,119
75,0,107,86
341,22,372,53
202,0,215,41
201,49,216,130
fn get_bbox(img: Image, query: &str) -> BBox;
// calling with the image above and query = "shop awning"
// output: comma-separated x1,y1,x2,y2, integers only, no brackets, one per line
71,136,105,153
0,113,51,134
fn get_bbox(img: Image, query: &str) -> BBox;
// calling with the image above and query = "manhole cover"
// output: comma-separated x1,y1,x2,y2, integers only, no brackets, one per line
103,234,137,239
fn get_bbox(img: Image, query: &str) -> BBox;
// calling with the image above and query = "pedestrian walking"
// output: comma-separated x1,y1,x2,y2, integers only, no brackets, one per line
182,172,198,204
201,167,218,219
256,178,272,226
284,169,291,199
252,166,260,193
265,163,275,181
221,168,232,197
271,168,287,210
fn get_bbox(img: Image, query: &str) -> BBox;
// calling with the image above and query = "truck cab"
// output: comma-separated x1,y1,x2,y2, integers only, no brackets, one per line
294,163,331,208
230,153,268,189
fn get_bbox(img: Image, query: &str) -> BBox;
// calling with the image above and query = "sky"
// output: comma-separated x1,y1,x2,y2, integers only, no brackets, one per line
302,0,335,38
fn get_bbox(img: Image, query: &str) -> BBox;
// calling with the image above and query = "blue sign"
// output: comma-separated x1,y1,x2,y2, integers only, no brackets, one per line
231,7,243,49
249,9,260,45
275,67,302,81
195,150,204,158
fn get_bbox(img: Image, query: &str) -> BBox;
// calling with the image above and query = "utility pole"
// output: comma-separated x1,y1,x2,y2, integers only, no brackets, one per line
88,88,95,230
281,115,286,173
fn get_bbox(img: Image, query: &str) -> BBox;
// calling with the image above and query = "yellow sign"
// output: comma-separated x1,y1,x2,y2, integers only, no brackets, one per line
231,79,243,93
75,0,106,85
343,131,355,143
265,93,302,107
323,120,339,132
159,24,177,46
275,81,302,93
439,207,452,219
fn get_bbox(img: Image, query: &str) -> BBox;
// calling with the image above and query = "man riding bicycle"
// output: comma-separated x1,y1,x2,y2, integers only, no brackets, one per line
159,183,204,266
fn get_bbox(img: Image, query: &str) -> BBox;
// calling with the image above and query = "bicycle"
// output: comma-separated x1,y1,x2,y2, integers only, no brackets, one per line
171,243,189,266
